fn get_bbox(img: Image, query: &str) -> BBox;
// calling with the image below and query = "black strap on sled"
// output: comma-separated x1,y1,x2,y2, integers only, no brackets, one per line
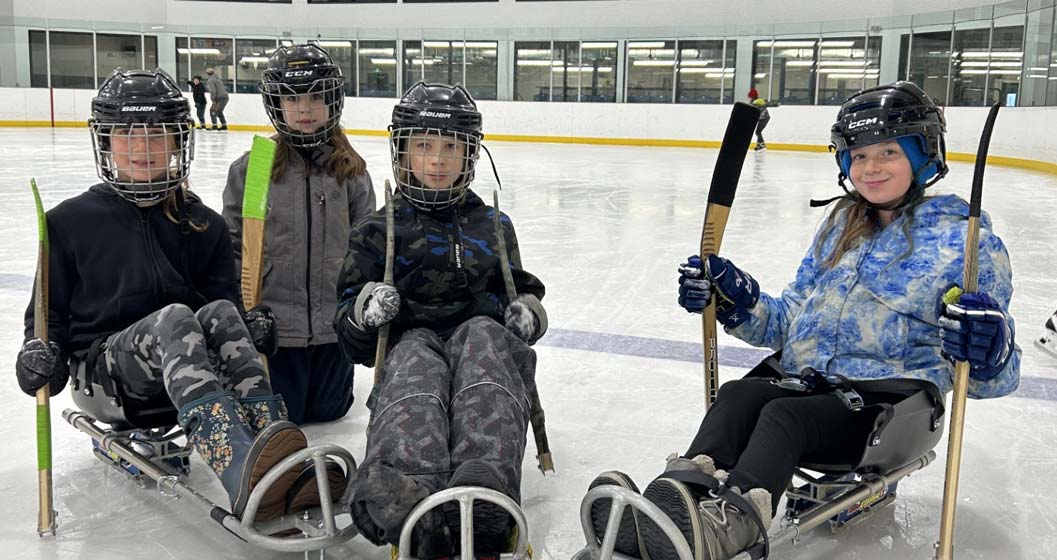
78,336,122,407
744,353,945,450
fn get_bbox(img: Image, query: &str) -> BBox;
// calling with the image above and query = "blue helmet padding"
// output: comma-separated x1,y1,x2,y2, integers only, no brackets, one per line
838,134,940,185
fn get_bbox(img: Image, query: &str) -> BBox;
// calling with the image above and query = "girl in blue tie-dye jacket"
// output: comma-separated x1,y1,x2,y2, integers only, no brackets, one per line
587,82,1020,560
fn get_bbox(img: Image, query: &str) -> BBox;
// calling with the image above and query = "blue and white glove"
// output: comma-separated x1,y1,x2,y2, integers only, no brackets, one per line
678,254,759,328
939,290,1014,381
352,282,401,330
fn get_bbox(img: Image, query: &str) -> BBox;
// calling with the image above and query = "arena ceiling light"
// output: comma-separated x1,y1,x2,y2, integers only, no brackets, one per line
317,41,352,48
679,60,715,66
552,66,613,73
517,49,552,57
581,42,617,49
785,60,815,67
627,41,667,49
177,48,222,55
358,48,394,55
960,69,1021,75
632,60,676,66
370,58,397,65
239,56,269,64
960,51,1023,58
818,60,869,67
819,40,856,47
756,40,818,48
516,60,562,66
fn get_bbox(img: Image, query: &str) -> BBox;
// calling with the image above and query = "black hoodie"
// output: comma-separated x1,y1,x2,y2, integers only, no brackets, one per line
23,184,239,356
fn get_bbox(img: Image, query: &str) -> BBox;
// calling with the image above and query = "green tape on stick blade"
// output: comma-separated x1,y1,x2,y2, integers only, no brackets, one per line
37,403,51,470
31,179,48,247
242,136,277,221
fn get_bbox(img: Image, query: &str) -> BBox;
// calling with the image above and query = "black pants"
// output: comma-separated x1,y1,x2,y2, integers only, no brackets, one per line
685,377,893,515
195,104,206,127
268,343,354,425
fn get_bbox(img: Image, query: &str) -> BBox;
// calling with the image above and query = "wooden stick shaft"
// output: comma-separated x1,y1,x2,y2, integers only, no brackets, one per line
700,203,731,410
936,217,980,560
241,219,269,370
493,191,554,473
33,179,55,537
373,182,395,387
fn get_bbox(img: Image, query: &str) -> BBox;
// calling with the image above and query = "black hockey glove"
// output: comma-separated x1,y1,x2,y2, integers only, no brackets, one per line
16,338,69,397
678,254,759,328
505,293,548,345
243,305,279,357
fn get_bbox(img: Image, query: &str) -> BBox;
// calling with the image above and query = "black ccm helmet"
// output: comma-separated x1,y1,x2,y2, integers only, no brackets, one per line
89,68,195,204
260,44,345,147
390,82,483,211
830,81,948,190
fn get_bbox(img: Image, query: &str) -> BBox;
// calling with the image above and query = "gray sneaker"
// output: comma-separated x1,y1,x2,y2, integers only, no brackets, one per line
639,473,770,560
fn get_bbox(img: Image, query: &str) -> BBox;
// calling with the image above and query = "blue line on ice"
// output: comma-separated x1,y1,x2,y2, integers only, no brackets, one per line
540,328,1057,403
2,274,1052,402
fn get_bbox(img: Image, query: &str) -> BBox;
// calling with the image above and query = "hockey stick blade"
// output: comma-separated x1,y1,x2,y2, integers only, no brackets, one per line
707,102,761,208
968,102,1000,220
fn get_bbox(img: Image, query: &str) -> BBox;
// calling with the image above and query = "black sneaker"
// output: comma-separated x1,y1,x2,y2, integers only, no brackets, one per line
444,460,513,555
588,471,650,558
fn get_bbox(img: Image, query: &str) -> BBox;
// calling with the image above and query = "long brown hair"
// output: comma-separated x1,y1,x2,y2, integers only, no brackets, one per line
163,183,209,233
814,184,927,269
270,128,366,182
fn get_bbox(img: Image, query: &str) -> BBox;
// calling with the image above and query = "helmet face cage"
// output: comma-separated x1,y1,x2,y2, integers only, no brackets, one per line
260,73,345,147
390,126,482,211
90,119,194,203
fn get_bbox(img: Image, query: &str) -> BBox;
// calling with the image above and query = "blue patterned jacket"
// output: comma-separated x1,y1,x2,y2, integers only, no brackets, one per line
728,194,1019,399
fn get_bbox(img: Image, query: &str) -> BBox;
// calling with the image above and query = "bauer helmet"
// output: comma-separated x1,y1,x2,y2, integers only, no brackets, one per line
260,44,345,147
389,82,483,211
89,68,195,204
830,81,948,189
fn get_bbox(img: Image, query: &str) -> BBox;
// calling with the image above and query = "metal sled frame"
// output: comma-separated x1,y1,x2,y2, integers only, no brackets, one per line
64,408,359,554
397,487,532,560
574,452,934,560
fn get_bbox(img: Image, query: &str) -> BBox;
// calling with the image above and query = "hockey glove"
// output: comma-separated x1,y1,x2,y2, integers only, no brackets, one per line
16,338,69,397
679,254,759,328
352,282,401,330
243,304,279,357
678,256,714,313
504,293,548,345
939,290,1014,381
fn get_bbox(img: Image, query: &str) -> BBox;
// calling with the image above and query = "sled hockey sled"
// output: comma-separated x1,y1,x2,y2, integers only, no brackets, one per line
395,487,533,560
574,361,945,560
63,360,359,555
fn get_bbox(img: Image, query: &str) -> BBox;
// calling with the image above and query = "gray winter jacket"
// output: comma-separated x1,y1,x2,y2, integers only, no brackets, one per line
206,74,229,100
223,143,376,347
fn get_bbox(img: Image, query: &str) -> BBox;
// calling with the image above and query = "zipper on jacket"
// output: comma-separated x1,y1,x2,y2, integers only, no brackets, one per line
139,209,163,305
304,174,313,338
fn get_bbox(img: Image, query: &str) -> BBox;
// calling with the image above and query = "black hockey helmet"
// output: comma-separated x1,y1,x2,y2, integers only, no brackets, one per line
830,81,948,189
389,82,484,211
260,43,345,147
89,68,195,204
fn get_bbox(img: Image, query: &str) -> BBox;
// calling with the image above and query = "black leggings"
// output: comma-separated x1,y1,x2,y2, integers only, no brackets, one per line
685,377,893,515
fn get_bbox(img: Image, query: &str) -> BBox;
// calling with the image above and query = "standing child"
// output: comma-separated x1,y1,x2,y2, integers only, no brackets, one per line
186,75,207,129
334,82,548,557
748,87,771,151
205,67,229,131
223,44,375,426
15,69,315,523
589,82,1019,560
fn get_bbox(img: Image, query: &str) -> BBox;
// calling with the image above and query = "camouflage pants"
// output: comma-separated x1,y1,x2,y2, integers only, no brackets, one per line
102,300,272,410
352,316,534,547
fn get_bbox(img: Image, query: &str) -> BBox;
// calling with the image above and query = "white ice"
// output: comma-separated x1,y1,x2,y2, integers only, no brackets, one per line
0,128,1055,559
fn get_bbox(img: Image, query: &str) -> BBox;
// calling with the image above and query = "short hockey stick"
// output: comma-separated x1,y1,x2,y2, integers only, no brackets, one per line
31,178,56,537
373,180,396,387
241,136,277,368
935,102,1001,560
701,102,761,410
493,191,554,474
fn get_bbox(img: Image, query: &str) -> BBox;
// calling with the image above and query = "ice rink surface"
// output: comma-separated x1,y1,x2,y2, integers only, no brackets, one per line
0,128,1055,559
